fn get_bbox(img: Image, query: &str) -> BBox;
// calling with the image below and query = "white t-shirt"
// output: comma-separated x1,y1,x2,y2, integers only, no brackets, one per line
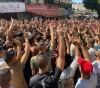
75,73,97,88
92,61,100,87
0,58,6,68
88,48,96,62
60,57,79,81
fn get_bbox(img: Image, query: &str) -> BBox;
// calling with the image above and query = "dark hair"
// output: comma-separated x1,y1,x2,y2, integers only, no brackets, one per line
46,33,51,40
36,35,42,42
64,54,73,69
0,68,11,86
89,38,95,45
17,32,23,37
4,50,15,64
36,53,48,69
28,34,34,45
33,29,38,33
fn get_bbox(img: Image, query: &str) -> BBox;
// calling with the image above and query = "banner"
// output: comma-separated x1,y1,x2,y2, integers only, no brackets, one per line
26,5,58,17
0,2,25,13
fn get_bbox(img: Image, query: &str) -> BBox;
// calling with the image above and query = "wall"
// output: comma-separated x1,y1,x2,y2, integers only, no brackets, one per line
17,12,33,20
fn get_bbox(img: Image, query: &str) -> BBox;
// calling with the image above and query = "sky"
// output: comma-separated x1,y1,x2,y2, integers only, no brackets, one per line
72,0,83,3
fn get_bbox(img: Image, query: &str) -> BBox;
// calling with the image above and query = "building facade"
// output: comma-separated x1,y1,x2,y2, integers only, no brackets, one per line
29,0,44,4
0,0,26,19
72,3,87,12
26,0,54,4
55,0,72,3
0,0,24,2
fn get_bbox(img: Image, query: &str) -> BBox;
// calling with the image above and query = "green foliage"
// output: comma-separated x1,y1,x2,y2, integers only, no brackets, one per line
98,0,100,3
83,0,100,14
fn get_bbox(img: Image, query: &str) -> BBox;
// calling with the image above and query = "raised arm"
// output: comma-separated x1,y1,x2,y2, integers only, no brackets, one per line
78,39,90,61
57,29,65,71
75,46,80,57
73,38,80,57
36,27,44,35
64,33,70,55
60,39,80,81
21,32,30,64
66,41,70,55
89,29,95,39
8,18,14,32
14,39,22,63
49,25,55,47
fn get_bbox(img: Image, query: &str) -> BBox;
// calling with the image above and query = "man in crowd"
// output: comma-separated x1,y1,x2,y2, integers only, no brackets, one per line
0,68,13,88
0,17,100,88
29,28,65,88
75,38,97,88
30,25,54,76
4,31,30,88
93,49,100,88
88,38,96,62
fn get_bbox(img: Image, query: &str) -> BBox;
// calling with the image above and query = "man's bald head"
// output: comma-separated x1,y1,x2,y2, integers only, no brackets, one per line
36,53,48,69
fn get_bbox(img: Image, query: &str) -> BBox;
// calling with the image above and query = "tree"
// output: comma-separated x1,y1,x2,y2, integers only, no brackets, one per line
83,0,100,14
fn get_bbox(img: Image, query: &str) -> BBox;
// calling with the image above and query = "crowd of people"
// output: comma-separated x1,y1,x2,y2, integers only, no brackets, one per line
0,17,100,88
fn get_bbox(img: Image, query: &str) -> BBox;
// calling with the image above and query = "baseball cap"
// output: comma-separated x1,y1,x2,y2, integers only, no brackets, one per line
78,57,93,75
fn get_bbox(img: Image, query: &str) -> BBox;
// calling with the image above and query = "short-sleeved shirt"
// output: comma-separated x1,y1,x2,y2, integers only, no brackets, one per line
75,73,97,88
92,61,100,87
30,46,53,73
10,61,28,88
29,66,62,88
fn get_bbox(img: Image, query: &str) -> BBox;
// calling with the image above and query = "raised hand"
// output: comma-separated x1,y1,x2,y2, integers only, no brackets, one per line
72,38,79,46
11,17,14,23
57,28,64,37
23,31,29,39
14,38,21,46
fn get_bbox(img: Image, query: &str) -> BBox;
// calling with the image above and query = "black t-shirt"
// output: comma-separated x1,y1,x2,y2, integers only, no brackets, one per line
29,66,62,88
